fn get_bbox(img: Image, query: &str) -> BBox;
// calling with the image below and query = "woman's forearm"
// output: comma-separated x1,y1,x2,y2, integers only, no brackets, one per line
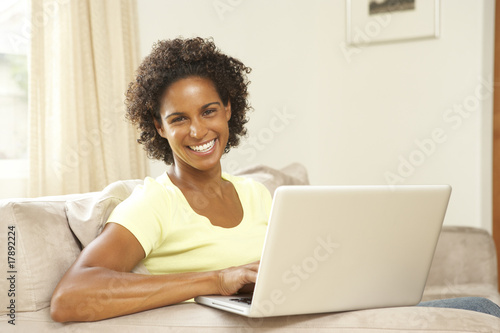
50,223,259,323
50,266,219,322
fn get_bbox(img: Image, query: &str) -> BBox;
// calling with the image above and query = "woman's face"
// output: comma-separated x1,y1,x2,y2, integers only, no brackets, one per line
155,76,231,172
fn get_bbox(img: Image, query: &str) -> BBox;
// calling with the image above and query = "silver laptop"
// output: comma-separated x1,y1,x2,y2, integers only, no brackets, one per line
195,185,452,318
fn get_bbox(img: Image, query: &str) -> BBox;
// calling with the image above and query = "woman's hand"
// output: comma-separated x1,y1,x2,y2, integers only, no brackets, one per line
216,261,260,295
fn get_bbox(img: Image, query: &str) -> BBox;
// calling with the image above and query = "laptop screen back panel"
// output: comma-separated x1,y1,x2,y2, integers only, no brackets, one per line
249,185,451,317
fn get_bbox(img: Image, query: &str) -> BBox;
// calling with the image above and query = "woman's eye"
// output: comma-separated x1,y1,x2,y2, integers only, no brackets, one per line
203,109,217,116
171,116,186,123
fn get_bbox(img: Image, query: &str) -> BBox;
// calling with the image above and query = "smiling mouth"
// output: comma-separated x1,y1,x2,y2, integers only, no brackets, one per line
188,139,216,153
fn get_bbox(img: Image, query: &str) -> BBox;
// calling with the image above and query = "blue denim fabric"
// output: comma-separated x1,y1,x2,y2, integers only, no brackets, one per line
417,297,500,318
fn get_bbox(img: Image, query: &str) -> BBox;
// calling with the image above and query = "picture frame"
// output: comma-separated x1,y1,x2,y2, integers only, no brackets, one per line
346,0,440,46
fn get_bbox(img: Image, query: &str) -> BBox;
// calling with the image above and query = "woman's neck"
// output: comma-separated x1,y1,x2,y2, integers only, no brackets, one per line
167,163,225,193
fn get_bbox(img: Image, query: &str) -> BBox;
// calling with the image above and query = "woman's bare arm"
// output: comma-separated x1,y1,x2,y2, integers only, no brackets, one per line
50,223,259,322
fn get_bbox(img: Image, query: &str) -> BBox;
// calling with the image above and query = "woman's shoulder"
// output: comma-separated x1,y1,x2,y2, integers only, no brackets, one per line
125,173,178,203
139,172,178,190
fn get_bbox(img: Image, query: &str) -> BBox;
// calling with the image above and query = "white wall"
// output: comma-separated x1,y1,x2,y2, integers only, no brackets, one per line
138,0,495,232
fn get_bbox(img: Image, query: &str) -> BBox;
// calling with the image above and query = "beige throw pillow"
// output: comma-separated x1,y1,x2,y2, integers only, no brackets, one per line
65,179,142,248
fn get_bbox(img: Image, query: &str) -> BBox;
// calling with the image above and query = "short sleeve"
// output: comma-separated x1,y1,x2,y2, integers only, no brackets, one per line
106,177,171,257
254,180,273,218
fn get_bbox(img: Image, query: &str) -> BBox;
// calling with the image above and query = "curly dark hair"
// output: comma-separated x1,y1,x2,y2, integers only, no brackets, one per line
125,37,252,165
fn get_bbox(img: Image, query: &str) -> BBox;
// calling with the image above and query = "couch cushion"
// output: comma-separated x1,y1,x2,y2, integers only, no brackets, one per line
0,198,83,314
2,303,499,332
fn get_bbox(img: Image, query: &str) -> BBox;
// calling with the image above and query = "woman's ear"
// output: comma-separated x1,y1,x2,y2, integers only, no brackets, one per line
225,100,231,121
154,118,166,138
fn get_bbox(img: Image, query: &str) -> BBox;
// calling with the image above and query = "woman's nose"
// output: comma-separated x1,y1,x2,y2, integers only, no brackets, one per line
190,119,208,139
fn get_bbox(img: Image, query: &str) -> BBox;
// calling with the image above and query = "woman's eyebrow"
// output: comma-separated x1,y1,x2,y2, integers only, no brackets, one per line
202,101,221,109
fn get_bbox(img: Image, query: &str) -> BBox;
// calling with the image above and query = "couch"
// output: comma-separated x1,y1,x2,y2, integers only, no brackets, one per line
1,164,499,332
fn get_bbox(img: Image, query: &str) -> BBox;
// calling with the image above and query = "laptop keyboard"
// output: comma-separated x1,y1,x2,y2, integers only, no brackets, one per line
229,296,253,305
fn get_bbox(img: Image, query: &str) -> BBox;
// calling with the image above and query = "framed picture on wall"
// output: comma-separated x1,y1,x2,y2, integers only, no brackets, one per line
346,0,440,46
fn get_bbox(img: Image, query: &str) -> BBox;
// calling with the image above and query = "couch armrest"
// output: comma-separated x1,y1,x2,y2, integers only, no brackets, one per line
423,226,499,303
0,197,82,314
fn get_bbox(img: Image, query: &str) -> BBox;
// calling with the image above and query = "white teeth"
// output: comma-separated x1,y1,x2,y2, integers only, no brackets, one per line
189,139,215,152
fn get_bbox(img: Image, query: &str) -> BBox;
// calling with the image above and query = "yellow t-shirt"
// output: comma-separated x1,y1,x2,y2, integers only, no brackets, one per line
107,172,272,275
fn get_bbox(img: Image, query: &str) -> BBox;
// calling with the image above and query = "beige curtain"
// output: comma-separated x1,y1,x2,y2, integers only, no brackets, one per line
29,0,149,196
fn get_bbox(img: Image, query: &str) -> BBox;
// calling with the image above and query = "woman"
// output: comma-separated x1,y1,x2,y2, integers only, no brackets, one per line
51,37,270,322
51,37,500,322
